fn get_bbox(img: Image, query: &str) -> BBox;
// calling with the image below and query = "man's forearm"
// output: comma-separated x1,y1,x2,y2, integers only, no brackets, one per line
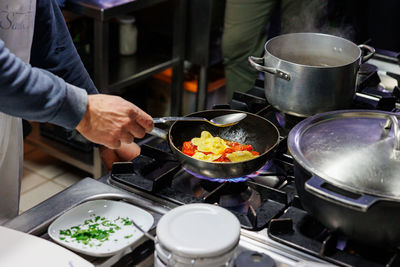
0,40,88,129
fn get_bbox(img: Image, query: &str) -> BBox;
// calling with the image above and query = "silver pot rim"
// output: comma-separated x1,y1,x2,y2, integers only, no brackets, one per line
288,109,400,201
264,32,362,69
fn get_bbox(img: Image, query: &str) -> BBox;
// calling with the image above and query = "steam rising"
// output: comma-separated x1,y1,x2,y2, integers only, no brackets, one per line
281,0,355,41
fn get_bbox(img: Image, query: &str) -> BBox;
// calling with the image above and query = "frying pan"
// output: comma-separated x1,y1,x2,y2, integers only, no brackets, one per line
151,110,280,179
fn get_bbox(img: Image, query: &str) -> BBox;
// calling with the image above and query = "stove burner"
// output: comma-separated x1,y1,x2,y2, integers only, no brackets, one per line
269,207,400,266
219,186,256,211
182,161,274,183
275,112,304,130
359,63,378,75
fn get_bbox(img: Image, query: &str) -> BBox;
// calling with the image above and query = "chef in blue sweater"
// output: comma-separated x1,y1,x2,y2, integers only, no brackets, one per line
0,0,154,223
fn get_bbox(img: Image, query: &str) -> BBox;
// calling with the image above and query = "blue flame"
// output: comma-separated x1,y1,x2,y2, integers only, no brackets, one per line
183,161,273,183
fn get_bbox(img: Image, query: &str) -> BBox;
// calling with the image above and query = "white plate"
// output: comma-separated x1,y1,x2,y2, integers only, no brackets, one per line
48,200,154,257
0,226,93,267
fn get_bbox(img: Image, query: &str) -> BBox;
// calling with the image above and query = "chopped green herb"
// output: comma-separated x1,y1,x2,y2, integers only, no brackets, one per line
121,217,133,225
59,229,71,236
58,215,135,247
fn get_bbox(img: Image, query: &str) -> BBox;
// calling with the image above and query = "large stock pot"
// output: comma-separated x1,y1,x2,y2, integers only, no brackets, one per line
288,110,400,247
249,33,375,117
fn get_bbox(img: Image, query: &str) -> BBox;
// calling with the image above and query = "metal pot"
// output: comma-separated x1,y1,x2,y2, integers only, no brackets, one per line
248,33,375,117
288,110,400,247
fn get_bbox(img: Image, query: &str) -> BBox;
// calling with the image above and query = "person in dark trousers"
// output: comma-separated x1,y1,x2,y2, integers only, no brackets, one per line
222,0,317,100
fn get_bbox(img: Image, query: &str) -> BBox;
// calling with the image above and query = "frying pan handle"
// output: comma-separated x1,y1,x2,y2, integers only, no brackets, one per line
381,115,400,159
153,117,206,124
358,44,375,63
149,127,168,141
248,56,291,81
305,176,380,212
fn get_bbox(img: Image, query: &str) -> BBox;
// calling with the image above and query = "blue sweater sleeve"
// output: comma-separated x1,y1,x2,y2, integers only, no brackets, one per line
0,40,88,129
30,0,98,95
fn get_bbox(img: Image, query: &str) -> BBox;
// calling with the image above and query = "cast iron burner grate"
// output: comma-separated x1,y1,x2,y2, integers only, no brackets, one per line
108,60,400,265
110,142,291,230
268,207,400,267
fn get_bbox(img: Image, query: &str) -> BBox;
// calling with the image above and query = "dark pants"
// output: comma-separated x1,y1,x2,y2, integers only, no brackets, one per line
222,0,319,100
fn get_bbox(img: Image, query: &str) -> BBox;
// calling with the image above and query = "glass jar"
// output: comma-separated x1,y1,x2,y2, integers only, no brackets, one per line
117,15,137,56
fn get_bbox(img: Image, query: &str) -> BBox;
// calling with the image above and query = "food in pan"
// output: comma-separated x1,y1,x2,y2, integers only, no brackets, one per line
182,131,259,162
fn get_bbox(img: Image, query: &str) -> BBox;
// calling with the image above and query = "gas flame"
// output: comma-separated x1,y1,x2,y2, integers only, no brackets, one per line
182,161,273,183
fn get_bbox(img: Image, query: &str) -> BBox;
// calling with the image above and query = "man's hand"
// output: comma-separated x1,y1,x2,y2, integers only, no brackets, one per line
99,143,140,171
76,94,153,149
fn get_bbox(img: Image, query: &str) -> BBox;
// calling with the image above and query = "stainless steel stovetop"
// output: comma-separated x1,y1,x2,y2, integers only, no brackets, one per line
4,51,400,267
4,177,329,267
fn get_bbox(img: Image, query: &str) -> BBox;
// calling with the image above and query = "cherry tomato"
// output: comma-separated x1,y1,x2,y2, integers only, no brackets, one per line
244,145,253,151
224,148,234,154
214,157,230,162
214,154,231,162
226,141,239,147
182,141,197,156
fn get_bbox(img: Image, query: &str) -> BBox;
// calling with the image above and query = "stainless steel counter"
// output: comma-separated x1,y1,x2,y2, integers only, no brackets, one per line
4,177,328,266
5,177,168,235
4,178,168,266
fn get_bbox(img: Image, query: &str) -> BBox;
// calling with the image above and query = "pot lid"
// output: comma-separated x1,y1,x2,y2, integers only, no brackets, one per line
156,203,240,258
288,110,400,200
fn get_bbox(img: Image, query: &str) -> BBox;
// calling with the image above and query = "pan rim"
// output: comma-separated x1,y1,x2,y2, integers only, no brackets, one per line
168,109,280,165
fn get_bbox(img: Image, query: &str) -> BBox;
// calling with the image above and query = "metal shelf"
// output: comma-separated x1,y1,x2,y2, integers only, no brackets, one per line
65,0,186,116
66,0,168,21
108,51,177,91
38,0,187,178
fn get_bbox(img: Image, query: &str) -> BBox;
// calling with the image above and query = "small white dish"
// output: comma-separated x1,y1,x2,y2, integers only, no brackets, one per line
48,200,154,257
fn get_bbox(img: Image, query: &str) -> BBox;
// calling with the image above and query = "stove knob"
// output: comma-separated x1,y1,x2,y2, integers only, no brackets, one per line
234,251,276,267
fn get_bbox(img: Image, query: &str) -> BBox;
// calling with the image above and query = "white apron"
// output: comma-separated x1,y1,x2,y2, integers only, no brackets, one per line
0,0,36,224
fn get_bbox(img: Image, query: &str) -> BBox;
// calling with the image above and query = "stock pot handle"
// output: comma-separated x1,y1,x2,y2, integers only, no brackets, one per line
248,56,291,81
381,115,400,159
305,176,380,212
358,44,375,63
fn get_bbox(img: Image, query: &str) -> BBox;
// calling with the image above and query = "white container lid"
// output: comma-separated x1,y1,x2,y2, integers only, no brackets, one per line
117,15,135,24
156,203,240,258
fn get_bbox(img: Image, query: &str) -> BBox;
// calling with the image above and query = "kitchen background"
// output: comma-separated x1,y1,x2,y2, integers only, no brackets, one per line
21,0,400,211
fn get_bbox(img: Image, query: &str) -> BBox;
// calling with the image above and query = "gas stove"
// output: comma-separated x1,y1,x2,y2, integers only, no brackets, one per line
5,51,400,267
107,52,400,267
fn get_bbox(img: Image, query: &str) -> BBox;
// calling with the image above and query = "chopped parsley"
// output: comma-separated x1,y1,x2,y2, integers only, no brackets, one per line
58,215,134,247
121,217,133,225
